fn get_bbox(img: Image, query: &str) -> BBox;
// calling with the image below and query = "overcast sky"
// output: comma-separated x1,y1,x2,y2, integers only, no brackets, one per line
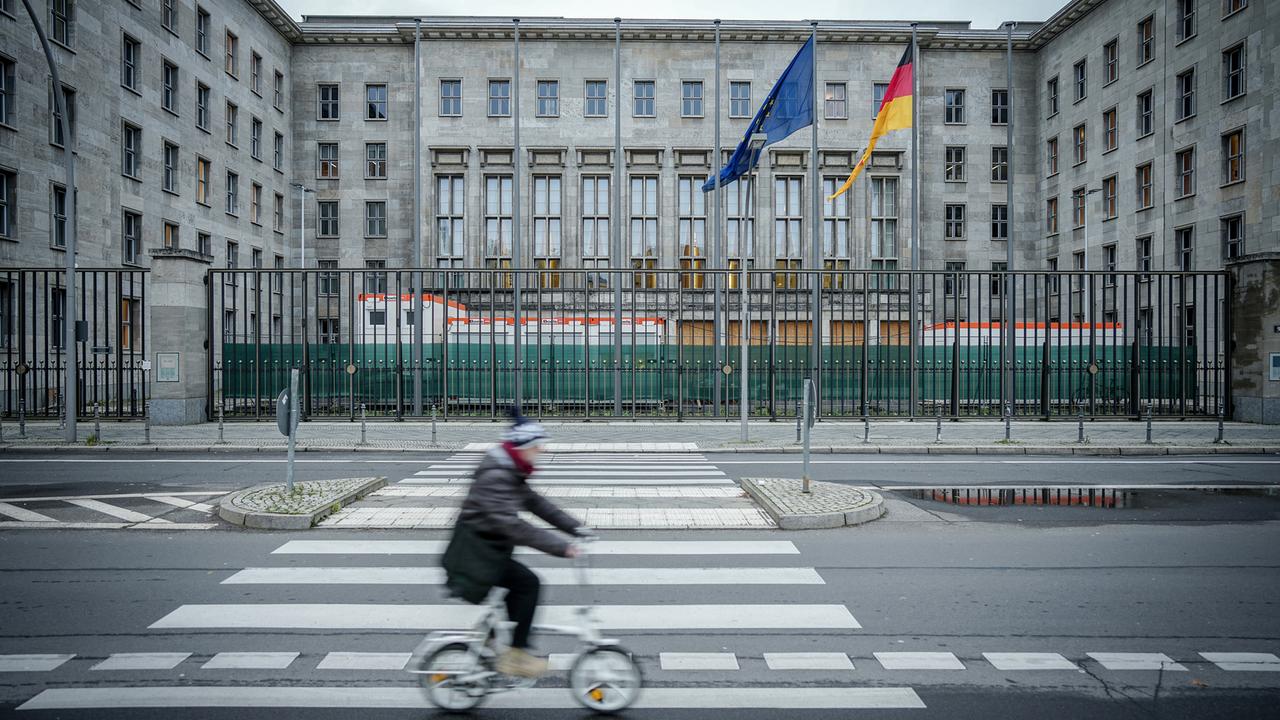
275,1,1067,31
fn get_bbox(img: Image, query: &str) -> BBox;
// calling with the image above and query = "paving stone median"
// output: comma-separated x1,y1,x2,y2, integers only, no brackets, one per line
740,478,885,530
218,477,386,530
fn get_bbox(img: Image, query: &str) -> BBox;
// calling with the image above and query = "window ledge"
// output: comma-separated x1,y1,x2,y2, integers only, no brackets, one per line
1137,131,1154,140
49,243,66,250
1072,160,1087,168
165,26,180,40
1174,114,1196,125
944,179,967,184
1174,34,1197,47
1103,79,1118,88
1136,205,1154,213
196,201,211,208
274,167,284,174
197,126,211,135
1222,7,1245,20
1175,192,1197,201
1221,93,1246,105
122,85,142,97
316,118,339,122
50,39,75,54
1220,179,1245,189
364,118,388,122
1072,96,1086,106
162,188,180,197
1102,215,1117,222
1137,58,1154,69
1047,171,1059,179
1102,147,1118,156
0,122,16,133
163,107,180,119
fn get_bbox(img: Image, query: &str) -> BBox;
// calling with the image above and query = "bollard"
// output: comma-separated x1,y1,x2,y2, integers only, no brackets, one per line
795,409,802,443
360,403,367,446
94,403,101,441
801,379,813,494
1077,404,1086,444
1003,404,1011,441
863,415,870,444
431,404,438,445
1214,407,1225,444
217,404,225,444
1145,402,1153,444
935,405,942,443
18,396,26,438
144,402,151,444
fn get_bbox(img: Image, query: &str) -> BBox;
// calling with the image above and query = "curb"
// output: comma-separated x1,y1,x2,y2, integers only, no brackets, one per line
217,477,387,530
740,477,886,530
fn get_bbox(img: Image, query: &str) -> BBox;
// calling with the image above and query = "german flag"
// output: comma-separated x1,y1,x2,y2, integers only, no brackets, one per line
828,44,913,200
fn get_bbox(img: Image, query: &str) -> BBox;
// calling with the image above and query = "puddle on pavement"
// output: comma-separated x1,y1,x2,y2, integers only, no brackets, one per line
906,486,1279,510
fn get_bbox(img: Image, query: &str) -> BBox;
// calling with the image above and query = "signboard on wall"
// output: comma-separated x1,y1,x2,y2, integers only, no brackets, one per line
156,352,180,383
1270,353,1280,382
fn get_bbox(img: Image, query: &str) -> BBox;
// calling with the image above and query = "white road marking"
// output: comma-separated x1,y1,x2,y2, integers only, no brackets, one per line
0,502,58,522
660,652,739,670
714,459,1280,465
1087,653,1186,671
1199,652,1280,671
875,652,966,670
223,566,824,586
150,604,860,630
128,522,220,530
17,686,927,710
0,521,217,530
983,652,1077,670
0,491,222,503
0,654,75,672
271,539,800,555
399,477,733,486
320,507,773,528
378,486,744,498
91,653,191,671
65,499,162,523
547,653,577,671
763,652,854,670
420,464,721,472
145,496,215,513
315,652,411,671
201,652,299,670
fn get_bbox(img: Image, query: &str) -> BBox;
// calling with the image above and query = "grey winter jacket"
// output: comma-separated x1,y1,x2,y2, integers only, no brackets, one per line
457,445,582,557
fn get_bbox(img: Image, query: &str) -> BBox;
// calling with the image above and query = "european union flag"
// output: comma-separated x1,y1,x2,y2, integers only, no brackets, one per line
703,36,815,192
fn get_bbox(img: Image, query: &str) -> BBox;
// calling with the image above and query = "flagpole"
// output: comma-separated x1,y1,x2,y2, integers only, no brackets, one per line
809,21,821,415
713,19,723,417
1005,21,1016,419
908,22,919,419
512,18,522,408
612,18,623,418
412,17,423,417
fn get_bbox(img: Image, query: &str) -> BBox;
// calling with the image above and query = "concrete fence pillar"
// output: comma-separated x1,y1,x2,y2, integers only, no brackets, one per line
148,248,213,425
1227,252,1280,424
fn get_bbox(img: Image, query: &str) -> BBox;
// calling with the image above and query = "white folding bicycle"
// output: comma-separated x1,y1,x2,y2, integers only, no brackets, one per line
408,537,642,714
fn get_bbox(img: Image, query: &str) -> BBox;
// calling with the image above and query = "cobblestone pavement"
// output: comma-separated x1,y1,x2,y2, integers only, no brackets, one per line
232,478,376,515
743,478,878,517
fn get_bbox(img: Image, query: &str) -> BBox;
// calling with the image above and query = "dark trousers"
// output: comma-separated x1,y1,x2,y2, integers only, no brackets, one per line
497,558,540,649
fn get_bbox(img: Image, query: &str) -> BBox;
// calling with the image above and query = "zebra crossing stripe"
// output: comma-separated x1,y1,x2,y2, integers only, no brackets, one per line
222,566,824,586
65,499,163,524
1199,652,1280,671
316,652,411,671
399,477,733,486
764,652,855,670
91,653,191,671
201,652,299,670
148,603,859,630
0,502,58,522
17,686,925,710
145,496,216,513
983,653,1077,670
0,654,75,672
271,539,800,555
1087,653,1186,671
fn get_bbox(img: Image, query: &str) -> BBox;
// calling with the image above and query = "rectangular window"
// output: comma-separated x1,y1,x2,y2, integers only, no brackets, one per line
585,80,607,117
436,175,464,260
677,176,707,266
1221,214,1244,259
274,71,284,110
1073,59,1087,101
1046,137,1059,176
821,178,850,265
944,203,965,240
824,82,847,119
870,178,898,262
1137,89,1153,137
1046,197,1058,234
1177,226,1194,271
1222,128,1244,183
727,177,755,265
120,297,140,351
163,141,179,193
1223,42,1246,100
1103,175,1117,218
630,175,660,271
317,259,339,295
991,262,1008,297
1072,187,1086,227
196,156,210,205
318,142,338,179
944,261,967,297
197,231,210,256
991,146,1008,182
1103,244,1117,287
196,82,210,131
730,82,751,118
317,200,338,237
681,81,703,117
990,88,1008,125
250,182,262,224
1137,16,1154,64
50,287,65,347
488,80,510,117
1137,235,1152,275
121,34,140,91
122,210,141,264
1136,162,1153,209
225,170,238,215
224,30,237,78
1073,123,1087,164
196,6,210,57
121,122,141,179
633,80,655,117
162,61,179,113
250,117,262,160
533,175,562,259
944,146,965,181
366,142,387,178
1104,38,1118,84
318,84,339,120
536,80,558,117
365,201,386,237
1103,107,1117,151
365,84,387,120
581,175,610,262
50,0,72,46
162,0,176,32
772,177,802,260
991,204,1008,240
1176,68,1195,121
944,88,965,124
273,132,283,171
872,82,889,118
363,260,387,294
318,318,340,344
1223,0,1246,16
485,176,514,258
439,79,461,116
250,52,262,95
0,57,12,126
225,101,238,145
273,193,283,232
163,221,178,250
49,182,66,247
49,83,75,148
1176,147,1196,197
1177,0,1196,41
1046,76,1059,117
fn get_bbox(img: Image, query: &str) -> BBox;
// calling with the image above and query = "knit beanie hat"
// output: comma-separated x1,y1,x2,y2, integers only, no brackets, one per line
502,407,548,448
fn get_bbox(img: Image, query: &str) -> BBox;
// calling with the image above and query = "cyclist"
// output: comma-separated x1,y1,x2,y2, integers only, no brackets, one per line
445,409,585,679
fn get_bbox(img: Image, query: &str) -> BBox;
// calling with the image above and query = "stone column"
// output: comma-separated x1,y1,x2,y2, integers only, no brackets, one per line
148,248,213,425
1227,252,1280,424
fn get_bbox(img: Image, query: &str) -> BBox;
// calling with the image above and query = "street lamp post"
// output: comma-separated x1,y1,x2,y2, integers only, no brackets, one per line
1082,186,1101,415
290,183,314,270
740,133,768,442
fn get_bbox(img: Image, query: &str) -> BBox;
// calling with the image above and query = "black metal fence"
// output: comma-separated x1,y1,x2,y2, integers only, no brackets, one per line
1,268,149,420
209,268,1228,422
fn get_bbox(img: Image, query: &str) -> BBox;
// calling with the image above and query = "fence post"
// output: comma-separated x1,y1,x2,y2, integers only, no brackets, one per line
217,404,225,444
1076,402,1085,444
1003,403,1011,441
801,378,812,494
1214,407,1225,444
94,403,101,441
1040,340,1051,418
431,404,438,445
950,340,961,417
1145,401,1153,444
863,414,870,444
144,402,151,444
360,403,367,446
18,396,26,438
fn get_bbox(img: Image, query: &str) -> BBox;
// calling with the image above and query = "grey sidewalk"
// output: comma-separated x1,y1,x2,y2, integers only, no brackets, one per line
1,417,1276,454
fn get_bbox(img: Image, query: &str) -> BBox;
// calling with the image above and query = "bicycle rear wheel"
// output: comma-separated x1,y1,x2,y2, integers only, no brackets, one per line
419,643,490,712
569,646,642,714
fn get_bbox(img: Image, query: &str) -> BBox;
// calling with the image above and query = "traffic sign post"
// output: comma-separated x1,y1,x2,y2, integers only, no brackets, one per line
278,369,300,492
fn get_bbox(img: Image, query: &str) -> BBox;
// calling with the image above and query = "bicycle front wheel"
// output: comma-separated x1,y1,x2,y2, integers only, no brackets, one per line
569,646,642,714
419,643,490,712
